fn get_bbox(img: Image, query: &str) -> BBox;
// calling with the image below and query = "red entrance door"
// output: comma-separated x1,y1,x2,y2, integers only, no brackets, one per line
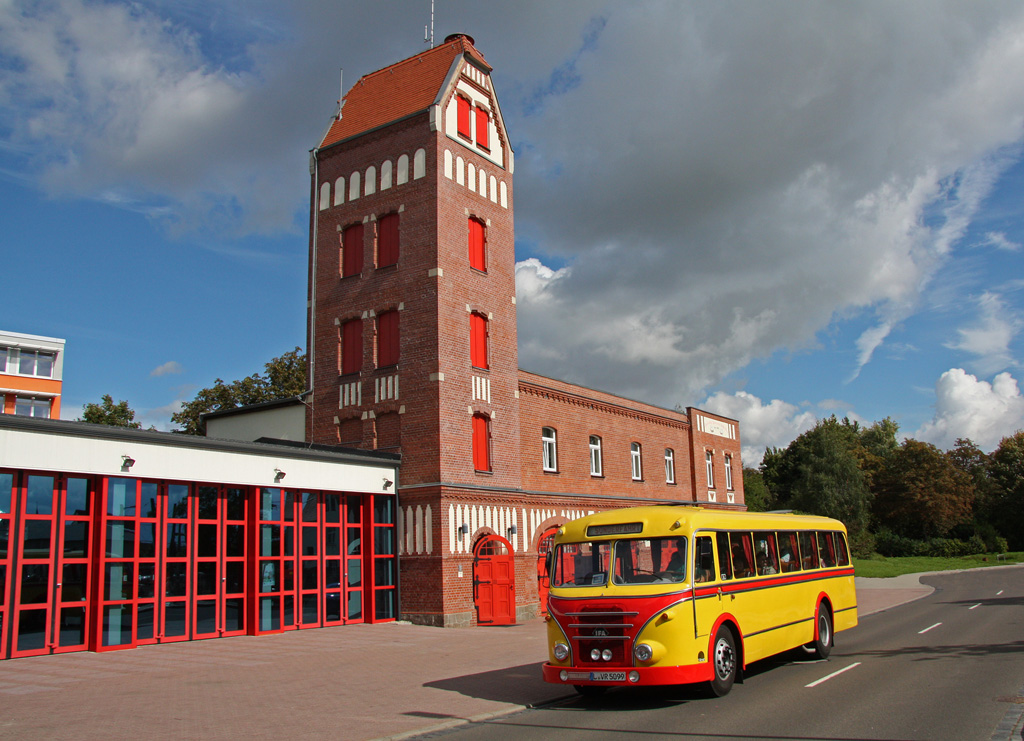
473,535,515,625
536,526,560,614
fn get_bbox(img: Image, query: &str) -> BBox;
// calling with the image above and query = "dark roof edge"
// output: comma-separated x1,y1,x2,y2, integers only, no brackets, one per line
0,415,399,466
200,392,310,421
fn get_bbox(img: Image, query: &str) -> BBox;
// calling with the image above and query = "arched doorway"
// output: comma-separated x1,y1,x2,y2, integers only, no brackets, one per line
473,534,515,625
536,526,561,614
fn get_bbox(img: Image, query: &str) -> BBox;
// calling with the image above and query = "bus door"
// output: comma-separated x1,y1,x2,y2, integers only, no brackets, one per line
691,533,724,646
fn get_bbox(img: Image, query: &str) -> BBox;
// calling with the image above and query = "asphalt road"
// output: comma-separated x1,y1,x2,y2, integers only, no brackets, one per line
414,567,1024,741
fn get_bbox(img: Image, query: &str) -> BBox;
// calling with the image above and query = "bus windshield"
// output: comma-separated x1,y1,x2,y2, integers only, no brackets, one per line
550,537,687,587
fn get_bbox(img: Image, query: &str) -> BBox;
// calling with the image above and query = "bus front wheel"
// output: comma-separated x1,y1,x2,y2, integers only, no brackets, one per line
709,625,737,697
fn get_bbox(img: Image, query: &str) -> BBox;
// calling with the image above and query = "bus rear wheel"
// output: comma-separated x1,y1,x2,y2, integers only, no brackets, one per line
709,625,737,697
810,604,833,659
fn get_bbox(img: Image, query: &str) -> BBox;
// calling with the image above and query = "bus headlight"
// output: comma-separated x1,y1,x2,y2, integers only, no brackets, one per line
634,643,653,662
628,671,640,683
601,649,613,661
553,643,569,661
590,648,601,661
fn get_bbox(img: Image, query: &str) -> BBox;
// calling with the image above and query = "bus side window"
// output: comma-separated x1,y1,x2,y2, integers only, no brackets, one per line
818,531,837,567
754,532,779,576
799,531,819,570
716,532,732,580
730,532,754,579
778,532,800,572
833,532,851,566
695,536,714,583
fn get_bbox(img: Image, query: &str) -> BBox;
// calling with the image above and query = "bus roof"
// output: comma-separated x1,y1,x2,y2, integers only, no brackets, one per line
556,505,846,542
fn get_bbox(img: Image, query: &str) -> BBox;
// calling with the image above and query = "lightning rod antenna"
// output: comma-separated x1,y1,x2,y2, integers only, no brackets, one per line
424,0,434,47
338,68,343,120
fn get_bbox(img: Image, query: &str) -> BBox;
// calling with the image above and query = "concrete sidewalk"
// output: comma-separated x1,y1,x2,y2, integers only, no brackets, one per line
0,578,934,741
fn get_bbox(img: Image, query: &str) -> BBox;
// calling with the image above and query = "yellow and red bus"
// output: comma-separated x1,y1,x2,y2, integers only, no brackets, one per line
542,506,857,696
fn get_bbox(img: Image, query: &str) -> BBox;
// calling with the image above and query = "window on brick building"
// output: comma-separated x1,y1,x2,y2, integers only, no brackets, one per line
472,413,491,472
631,442,642,481
342,223,364,277
341,318,362,375
475,106,489,149
589,435,603,477
542,427,557,472
457,95,471,140
468,217,486,272
665,448,675,484
377,213,399,268
725,454,734,490
470,312,488,369
706,451,715,488
377,310,399,367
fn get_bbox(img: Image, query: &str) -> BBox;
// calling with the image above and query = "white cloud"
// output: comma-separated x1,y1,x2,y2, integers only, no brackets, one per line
700,390,818,467
946,291,1021,375
150,361,184,377
982,231,1022,251
915,368,1024,450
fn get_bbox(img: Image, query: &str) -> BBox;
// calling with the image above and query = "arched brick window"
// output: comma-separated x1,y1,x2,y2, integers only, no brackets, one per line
377,213,399,268
470,312,488,369
377,310,399,367
472,413,491,472
468,217,486,272
342,223,363,278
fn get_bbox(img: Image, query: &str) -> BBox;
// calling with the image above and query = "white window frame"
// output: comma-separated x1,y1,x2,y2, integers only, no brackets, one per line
706,451,715,488
725,454,734,491
631,442,643,481
664,448,675,484
542,427,557,472
589,435,603,477
15,396,50,418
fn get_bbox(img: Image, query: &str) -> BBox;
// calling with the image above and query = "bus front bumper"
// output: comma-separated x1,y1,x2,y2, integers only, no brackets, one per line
542,662,712,687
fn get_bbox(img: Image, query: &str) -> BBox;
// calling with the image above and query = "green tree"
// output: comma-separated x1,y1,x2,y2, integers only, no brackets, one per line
988,430,1024,550
871,439,974,540
171,348,307,435
763,416,872,535
742,467,772,511
80,395,141,428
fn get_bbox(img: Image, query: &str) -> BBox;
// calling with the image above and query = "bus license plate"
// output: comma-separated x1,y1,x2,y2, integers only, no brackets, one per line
589,671,626,682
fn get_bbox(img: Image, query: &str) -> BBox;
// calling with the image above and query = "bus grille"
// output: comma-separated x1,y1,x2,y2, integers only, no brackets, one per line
565,609,638,666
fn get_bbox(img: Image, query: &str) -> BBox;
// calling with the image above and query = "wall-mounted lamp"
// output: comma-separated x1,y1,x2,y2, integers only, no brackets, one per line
274,468,286,483
507,524,517,536
459,523,470,538
121,455,135,471
382,478,394,491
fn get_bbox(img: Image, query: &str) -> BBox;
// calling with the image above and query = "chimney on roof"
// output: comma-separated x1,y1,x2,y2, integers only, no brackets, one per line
444,33,475,46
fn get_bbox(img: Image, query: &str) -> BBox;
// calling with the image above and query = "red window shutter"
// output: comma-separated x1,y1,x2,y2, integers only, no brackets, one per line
341,319,362,375
378,213,399,267
377,310,400,367
457,96,471,139
468,218,486,272
472,414,490,471
475,107,489,149
470,312,488,369
343,223,364,277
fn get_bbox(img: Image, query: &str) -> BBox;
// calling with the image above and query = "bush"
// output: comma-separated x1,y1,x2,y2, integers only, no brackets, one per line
848,529,876,559
874,530,986,558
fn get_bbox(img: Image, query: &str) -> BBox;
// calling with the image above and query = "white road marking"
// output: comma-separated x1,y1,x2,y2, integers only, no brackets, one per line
918,622,942,634
968,603,981,610
806,662,861,688
997,590,1004,596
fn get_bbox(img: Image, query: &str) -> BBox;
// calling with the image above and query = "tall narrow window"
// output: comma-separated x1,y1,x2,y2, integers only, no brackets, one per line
377,213,399,267
706,451,715,488
542,427,557,472
470,312,488,369
377,310,400,367
631,443,642,481
665,448,675,484
472,413,491,472
589,436,603,477
457,96,471,139
475,106,489,149
342,223,364,278
341,318,362,375
468,218,486,272
725,454,734,490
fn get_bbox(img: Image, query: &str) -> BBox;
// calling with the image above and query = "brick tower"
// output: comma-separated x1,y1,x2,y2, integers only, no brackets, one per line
307,35,522,625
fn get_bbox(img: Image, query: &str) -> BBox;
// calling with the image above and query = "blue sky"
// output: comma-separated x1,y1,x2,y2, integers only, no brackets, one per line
2,1,1023,465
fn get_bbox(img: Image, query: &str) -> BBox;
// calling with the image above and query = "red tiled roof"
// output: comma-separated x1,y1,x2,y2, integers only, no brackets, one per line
319,35,490,149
